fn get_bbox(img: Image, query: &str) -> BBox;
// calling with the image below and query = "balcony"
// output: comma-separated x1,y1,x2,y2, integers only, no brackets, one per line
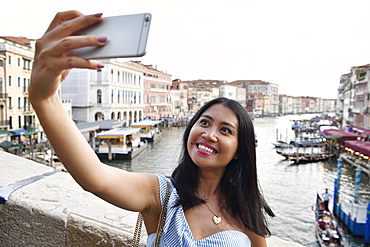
149,88,167,93
150,102,168,107
23,106,33,114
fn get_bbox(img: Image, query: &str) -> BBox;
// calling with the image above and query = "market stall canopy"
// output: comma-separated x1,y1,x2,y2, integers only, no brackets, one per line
351,126,370,137
0,130,10,136
10,129,28,136
24,130,40,136
344,140,370,157
0,140,22,151
323,135,342,140
322,129,361,140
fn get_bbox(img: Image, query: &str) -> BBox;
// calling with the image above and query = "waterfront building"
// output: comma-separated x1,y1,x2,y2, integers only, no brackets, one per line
181,80,221,115
130,62,172,120
0,37,37,136
321,98,336,114
61,60,145,126
219,83,246,108
279,94,290,115
353,65,370,129
171,79,188,119
0,53,6,131
337,64,370,128
248,93,268,116
230,80,279,116
300,96,319,113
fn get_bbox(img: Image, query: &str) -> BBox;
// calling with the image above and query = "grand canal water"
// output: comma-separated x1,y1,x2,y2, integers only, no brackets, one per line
105,114,369,246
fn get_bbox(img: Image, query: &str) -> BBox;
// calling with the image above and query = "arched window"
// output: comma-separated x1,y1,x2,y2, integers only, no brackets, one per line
97,89,102,103
95,112,104,121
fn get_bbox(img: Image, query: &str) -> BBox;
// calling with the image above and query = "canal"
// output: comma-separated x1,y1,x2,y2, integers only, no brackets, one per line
105,114,369,246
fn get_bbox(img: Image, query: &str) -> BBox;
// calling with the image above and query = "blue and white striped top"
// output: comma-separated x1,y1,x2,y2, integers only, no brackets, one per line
147,174,251,246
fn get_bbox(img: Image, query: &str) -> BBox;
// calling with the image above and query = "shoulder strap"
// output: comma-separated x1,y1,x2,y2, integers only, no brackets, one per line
154,179,171,246
132,178,171,247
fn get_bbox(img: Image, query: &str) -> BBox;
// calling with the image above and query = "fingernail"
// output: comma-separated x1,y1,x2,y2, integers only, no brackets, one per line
97,63,104,68
97,36,107,43
94,13,103,18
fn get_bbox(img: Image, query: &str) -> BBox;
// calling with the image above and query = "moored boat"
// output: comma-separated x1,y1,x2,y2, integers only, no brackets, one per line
276,150,335,164
315,193,343,246
130,120,163,142
272,140,294,148
96,128,142,160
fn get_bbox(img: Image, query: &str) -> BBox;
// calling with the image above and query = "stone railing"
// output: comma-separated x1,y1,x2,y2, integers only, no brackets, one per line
0,151,303,246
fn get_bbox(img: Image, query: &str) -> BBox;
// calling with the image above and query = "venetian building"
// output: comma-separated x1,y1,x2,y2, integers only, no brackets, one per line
0,37,36,133
131,61,172,120
171,79,188,119
0,53,6,131
61,60,145,126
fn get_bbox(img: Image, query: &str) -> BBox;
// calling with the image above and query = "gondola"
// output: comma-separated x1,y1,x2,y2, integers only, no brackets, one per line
276,150,335,164
315,193,343,247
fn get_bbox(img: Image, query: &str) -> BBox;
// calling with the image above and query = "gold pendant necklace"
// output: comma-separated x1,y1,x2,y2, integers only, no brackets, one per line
204,202,222,225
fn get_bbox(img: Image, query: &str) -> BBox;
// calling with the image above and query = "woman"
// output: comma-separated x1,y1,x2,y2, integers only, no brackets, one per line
29,11,274,246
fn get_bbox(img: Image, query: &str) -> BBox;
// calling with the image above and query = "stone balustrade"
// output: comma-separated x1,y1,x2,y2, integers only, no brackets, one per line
0,150,303,246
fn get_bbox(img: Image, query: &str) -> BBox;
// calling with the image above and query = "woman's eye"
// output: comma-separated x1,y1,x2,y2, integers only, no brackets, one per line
199,119,209,126
220,127,231,134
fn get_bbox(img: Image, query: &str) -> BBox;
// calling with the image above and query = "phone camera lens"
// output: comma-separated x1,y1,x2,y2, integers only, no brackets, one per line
145,17,150,22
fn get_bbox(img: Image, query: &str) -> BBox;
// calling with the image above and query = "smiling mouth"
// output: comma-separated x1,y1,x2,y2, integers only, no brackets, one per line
197,143,218,154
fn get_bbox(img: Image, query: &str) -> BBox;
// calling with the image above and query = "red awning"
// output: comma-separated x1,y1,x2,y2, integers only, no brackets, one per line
322,129,361,140
351,126,370,137
344,140,370,157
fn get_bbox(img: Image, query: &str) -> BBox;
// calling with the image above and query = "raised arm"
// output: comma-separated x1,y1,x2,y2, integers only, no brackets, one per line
29,11,159,219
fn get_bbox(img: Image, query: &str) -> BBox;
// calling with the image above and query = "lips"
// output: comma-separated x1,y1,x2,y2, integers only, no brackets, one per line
196,142,218,155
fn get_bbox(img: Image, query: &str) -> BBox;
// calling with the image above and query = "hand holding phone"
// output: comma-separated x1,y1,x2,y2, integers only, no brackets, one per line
67,13,152,59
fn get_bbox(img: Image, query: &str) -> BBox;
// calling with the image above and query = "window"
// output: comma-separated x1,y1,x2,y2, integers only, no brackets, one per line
23,59,31,70
97,89,102,103
18,97,21,109
9,116,12,129
23,78,27,92
8,55,11,65
8,75,11,87
18,116,22,128
97,70,102,82
18,77,21,87
8,96,12,109
18,58,21,67
24,97,27,112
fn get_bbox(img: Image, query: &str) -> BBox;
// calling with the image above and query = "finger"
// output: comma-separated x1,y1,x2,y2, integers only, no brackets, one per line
47,13,103,40
47,56,104,73
44,10,83,35
48,35,107,57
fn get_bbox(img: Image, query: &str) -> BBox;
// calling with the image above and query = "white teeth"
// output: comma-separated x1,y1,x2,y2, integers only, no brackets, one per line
198,144,216,154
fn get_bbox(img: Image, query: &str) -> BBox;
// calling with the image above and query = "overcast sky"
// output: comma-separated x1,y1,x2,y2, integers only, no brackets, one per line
3,0,370,99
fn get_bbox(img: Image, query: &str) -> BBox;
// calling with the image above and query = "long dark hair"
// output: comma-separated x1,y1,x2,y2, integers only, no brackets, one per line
171,97,275,237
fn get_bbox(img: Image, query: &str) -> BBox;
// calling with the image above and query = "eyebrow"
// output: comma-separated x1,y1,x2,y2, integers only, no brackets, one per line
201,114,237,130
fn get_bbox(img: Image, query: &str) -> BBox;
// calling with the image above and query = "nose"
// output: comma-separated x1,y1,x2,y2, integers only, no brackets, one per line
201,130,217,142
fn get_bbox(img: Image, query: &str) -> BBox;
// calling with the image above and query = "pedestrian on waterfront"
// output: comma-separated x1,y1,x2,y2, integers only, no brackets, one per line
29,11,275,247
322,188,332,211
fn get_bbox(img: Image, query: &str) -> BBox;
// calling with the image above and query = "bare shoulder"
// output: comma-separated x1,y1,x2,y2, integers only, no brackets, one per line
246,229,267,247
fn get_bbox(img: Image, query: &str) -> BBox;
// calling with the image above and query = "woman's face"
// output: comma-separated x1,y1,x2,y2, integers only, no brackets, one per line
187,104,239,170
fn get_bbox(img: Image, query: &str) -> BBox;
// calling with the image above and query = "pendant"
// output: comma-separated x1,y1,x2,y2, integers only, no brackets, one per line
212,215,222,225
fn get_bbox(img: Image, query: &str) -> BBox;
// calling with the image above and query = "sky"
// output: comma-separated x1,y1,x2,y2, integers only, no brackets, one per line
3,0,370,99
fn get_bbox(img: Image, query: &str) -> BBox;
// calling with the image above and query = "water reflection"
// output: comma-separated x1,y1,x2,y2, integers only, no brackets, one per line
103,115,368,246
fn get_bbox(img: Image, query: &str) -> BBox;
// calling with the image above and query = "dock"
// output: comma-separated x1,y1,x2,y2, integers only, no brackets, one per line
332,157,370,242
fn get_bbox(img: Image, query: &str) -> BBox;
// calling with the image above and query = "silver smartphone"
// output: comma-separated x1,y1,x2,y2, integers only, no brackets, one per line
67,13,151,59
